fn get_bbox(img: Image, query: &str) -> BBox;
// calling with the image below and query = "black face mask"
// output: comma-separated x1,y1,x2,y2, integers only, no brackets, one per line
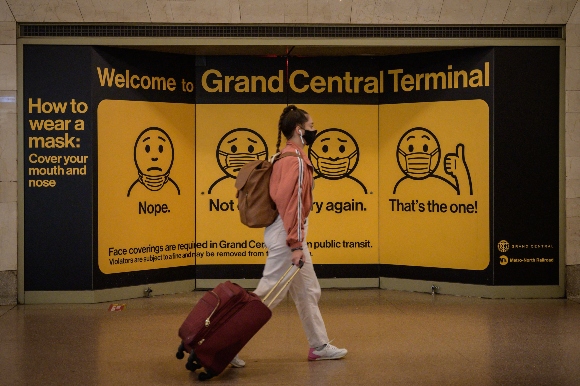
301,130,317,146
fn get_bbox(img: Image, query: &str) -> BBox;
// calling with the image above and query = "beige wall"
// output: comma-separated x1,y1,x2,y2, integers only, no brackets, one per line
1,0,578,24
567,8,580,269
1,0,579,302
0,2,16,276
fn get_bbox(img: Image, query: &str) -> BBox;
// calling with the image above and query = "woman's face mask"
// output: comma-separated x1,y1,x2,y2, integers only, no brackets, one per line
300,129,317,146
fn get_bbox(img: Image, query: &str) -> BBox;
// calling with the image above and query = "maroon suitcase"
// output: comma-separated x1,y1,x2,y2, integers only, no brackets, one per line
176,264,301,381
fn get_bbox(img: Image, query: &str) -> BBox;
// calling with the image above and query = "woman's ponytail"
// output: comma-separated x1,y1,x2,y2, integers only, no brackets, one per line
276,105,308,152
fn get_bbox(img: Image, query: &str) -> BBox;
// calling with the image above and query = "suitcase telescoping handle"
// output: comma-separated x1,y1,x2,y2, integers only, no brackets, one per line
204,291,220,327
262,260,303,308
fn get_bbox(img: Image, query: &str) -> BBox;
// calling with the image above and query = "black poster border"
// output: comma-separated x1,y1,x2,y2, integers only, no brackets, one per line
490,46,560,286
196,264,379,282
23,45,95,291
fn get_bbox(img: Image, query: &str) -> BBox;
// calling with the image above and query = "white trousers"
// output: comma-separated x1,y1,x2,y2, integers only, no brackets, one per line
253,216,329,348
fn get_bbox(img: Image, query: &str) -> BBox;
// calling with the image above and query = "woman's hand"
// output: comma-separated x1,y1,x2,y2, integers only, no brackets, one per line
291,249,304,267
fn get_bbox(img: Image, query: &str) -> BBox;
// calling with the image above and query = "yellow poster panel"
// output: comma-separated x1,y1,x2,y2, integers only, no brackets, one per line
300,104,379,265
98,100,195,274
379,100,489,270
195,104,285,265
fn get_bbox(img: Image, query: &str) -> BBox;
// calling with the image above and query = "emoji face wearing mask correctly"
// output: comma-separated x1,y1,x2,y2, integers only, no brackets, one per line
134,127,174,191
309,128,360,180
396,127,441,179
216,128,268,178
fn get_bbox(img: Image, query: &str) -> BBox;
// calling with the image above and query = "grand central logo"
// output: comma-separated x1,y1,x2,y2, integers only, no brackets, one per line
497,240,510,253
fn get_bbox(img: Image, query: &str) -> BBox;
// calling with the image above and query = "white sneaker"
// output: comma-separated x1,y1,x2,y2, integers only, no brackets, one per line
308,343,348,361
230,355,246,368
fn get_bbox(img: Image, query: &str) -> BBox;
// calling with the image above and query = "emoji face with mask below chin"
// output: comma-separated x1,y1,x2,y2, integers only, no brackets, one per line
216,128,268,178
309,128,360,180
128,127,180,197
396,127,441,180
135,127,174,188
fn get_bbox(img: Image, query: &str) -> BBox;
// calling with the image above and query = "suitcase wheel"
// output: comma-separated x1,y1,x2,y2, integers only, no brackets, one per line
198,371,214,381
185,351,201,372
186,361,201,372
176,343,185,360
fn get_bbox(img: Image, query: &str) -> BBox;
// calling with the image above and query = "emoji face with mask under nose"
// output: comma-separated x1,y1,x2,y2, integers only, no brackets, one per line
309,128,360,180
216,128,268,178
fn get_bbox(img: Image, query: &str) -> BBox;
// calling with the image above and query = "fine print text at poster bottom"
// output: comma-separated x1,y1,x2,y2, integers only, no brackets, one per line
194,239,373,259
107,242,194,266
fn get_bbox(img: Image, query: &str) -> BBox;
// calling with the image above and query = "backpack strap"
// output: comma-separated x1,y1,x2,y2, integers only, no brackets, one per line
271,151,299,163
235,152,299,192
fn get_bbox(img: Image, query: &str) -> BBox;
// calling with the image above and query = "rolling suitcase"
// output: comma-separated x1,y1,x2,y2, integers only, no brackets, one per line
176,263,302,381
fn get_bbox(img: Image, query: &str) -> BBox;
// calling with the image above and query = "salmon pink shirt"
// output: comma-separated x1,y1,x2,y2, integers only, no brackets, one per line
269,141,314,250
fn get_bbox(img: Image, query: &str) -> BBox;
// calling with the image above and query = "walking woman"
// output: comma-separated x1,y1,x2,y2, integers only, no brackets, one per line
233,105,347,367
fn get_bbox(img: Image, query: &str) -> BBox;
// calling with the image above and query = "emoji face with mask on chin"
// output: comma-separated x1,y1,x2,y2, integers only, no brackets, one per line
127,127,180,196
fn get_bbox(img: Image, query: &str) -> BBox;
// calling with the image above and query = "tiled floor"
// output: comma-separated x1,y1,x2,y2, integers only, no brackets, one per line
1,289,580,385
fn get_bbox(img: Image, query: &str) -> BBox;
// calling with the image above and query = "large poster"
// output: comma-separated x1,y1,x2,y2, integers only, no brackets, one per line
379,48,495,283
300,104,378,265
92,47,196,287
97,100,195,273
195,56,380,278
286,56,380,270
379,100,489,270
195,56,287,278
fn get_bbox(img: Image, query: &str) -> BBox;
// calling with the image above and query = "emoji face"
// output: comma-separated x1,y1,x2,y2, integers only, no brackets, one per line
134,127,174,177
309,128,359,180
396,127,440,179
216,128,268,177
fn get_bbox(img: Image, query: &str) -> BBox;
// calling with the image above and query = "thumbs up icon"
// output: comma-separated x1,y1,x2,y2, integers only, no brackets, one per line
444,143,473,195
